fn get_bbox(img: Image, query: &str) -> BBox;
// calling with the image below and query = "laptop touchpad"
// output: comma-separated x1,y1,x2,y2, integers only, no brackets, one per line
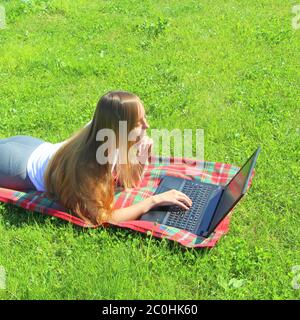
160,176,185,191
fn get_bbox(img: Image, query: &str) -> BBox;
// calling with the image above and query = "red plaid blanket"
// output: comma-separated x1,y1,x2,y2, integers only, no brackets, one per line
0,155,245,248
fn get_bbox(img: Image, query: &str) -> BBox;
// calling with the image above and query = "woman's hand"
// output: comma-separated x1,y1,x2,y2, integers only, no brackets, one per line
108,189,193,223
151,189,193,211
135,135,153,164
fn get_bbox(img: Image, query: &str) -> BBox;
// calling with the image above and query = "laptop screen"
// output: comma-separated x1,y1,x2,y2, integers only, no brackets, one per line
208,147,260,234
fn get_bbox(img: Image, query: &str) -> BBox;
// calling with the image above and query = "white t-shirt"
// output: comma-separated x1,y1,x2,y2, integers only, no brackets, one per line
26,120,119,192
26,141,67,191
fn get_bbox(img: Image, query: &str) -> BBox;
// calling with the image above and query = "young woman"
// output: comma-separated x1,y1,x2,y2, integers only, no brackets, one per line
0,90,192,225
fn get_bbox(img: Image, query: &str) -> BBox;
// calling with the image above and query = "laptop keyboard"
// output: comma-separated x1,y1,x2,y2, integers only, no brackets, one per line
165,181,214,233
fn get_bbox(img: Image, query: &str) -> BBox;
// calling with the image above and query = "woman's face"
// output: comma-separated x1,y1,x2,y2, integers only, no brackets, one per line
134,103,149,138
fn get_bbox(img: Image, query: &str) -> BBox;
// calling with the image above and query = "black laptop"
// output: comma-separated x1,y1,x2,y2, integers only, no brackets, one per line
140,147,260,237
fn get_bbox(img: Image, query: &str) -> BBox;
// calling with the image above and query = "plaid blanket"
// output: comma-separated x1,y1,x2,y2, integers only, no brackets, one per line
0,155,244,248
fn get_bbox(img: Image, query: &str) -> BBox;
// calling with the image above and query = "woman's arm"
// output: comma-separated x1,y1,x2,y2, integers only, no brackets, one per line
108,196,156,223
108,189,192,223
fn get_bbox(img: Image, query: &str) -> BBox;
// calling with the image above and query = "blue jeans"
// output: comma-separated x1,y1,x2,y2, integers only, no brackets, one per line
0,135,45,191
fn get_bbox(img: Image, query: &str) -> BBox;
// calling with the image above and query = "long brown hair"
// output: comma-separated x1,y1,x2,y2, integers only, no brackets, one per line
44,90,144,225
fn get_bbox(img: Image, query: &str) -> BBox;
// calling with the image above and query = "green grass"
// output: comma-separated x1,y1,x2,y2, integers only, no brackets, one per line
0,0,299,300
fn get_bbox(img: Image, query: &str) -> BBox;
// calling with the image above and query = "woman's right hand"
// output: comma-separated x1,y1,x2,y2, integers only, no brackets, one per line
151,189,193,211
109,189,193,223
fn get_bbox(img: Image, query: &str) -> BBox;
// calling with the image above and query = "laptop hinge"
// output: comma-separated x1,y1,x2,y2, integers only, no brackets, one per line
196,187,224,236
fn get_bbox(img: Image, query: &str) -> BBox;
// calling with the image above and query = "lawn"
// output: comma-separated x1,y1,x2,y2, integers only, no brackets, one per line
0,0,299,300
